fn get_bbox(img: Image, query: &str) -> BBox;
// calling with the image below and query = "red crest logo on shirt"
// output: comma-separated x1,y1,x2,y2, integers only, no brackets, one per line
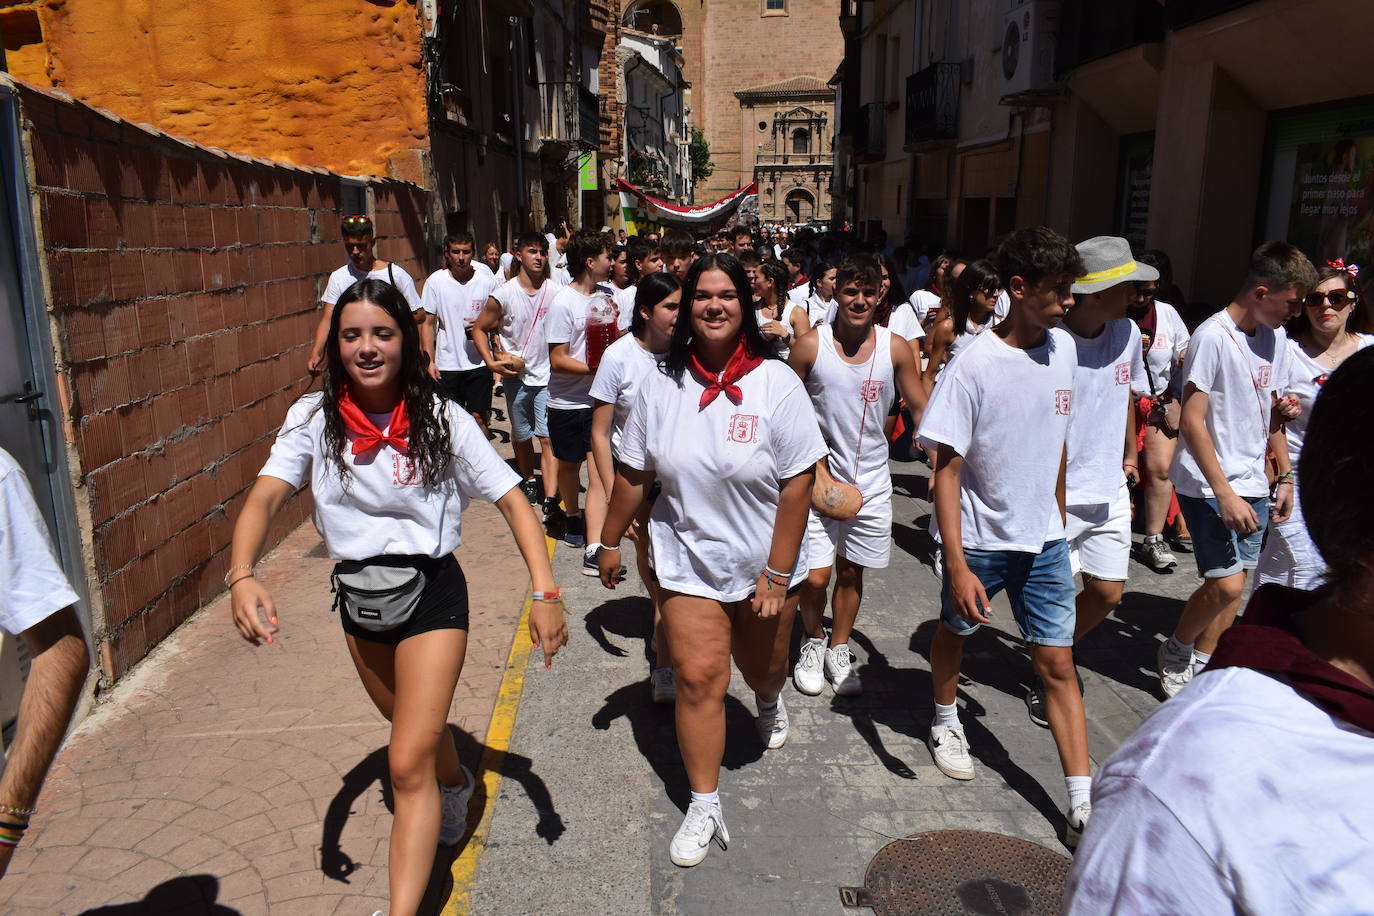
392,454,422,486
727,414,758,444
1054,389,1072,416
1115,362,1131,385
860,380,886,403
1257,365,1272,387
1314,372,1329,388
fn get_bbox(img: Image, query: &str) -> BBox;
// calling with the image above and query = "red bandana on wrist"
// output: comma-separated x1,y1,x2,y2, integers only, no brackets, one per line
338,386,410,455
687,338,765,408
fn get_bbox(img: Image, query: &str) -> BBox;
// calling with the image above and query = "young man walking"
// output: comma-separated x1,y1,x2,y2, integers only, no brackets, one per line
919,227,1095,845
790,257,926,695
472,231,564,508
545,229,616,558
1157,242,1313,697
420,232,499,433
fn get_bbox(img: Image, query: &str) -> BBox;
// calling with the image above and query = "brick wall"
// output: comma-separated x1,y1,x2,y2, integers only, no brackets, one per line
19,84,436,684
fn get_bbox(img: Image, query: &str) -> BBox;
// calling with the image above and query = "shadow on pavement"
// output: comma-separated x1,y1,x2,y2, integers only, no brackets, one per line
78,875,240,915
891,518,939,573
1073,590,1183,696
584,594,654,661
890,471,931,503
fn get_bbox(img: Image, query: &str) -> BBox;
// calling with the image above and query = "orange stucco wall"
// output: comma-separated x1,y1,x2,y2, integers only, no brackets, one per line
6,0,429,177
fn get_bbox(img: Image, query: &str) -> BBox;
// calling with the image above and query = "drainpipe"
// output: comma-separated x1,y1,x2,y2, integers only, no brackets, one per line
511,16,527,215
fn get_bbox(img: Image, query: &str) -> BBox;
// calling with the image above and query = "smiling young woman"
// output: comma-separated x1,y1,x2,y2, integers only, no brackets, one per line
227,279,567,916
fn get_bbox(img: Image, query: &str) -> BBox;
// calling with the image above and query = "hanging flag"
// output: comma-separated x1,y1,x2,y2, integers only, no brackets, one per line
616,179,758,227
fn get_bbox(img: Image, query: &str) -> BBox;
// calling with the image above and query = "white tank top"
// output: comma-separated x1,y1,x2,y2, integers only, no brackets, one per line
804,324,896,499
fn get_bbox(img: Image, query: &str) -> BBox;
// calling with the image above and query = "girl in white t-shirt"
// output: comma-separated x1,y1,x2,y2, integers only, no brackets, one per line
1257,262,1374,589
922,259,1000,394
227,279,567,916
597,254,827,868
589,273,682,703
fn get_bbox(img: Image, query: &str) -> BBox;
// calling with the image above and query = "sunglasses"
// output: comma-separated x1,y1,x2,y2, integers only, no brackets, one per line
342,214,372,227
1304,289,1358,308
1133,283,1159,297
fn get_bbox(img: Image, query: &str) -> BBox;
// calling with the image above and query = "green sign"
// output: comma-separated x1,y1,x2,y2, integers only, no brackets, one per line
578,152,598,191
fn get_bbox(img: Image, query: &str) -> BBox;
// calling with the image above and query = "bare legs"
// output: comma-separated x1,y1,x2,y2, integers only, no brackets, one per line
798,557,864,645
1175,572,1247,653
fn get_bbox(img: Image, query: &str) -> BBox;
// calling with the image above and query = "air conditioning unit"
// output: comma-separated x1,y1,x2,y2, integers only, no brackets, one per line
1000,0,1060,96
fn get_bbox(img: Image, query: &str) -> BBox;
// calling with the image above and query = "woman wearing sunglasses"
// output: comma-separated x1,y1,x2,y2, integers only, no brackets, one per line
1256,259,1374,589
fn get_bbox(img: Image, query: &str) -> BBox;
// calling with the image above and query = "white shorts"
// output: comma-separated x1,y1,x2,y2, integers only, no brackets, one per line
1066,484,1131,581
804,495,892,571
1255,490,1325,590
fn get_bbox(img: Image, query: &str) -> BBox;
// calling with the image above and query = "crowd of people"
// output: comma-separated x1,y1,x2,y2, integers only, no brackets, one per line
2,211,1359,911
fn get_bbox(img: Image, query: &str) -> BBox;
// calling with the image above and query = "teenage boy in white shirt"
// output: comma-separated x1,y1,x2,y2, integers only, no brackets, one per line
546,229,617,558
615,238,665,333
420,232,499,434
1157,242,1314,698
472,232,564,510
919,227,1095,846
308,214,422,373
1024,237,1150,726
790,257,926,696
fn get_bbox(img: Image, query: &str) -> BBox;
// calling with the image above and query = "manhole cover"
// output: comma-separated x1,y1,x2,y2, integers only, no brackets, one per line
839,830,1070,916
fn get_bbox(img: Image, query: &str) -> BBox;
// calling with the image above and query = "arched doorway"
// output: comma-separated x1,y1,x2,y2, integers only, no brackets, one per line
622,0,683,36
785,188,815,223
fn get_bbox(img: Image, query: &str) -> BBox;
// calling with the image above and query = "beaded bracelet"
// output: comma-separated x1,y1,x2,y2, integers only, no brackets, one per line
0,804,34,819
0,819,28,831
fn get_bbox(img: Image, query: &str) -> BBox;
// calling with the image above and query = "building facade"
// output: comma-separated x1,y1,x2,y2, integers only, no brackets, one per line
736,77,835,224
620,29,693,204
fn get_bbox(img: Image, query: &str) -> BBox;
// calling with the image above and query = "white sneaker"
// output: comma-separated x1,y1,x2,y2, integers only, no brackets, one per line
793,637,826,695
438,765,476,846
932,545,944,580
651,667,677,704
755,694,789,749
825,643,863,696
1156,639,1195,699
1065,801,1092,849
927,723,975,780
669,799,729,867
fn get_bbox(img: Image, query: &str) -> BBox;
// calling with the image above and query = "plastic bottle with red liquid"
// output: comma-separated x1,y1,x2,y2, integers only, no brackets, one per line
585,291,619,370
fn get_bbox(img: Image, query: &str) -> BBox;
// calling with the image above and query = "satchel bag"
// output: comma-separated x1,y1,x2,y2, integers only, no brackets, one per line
332,560,426,633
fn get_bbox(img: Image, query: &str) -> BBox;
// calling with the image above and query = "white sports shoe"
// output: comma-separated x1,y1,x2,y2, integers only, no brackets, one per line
825,643,863,696
1065,801,1092,849
755,694,789,749
932,545,944,580
651,667,677,704
1157,639,1195,699
438,765,477,846
669,799,729,867
793,637,826,695
927,723,975,780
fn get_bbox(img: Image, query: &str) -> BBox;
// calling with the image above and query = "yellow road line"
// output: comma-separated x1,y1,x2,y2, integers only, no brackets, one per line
444,534,557,915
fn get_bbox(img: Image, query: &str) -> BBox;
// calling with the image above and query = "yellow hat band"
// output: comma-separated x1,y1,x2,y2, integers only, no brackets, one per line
1078,260,1140,285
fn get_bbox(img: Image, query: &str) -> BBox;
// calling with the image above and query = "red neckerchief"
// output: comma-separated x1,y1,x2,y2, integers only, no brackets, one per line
687,338,765,408
1207,584,1374,733
338,387,409,456
790,274,809,290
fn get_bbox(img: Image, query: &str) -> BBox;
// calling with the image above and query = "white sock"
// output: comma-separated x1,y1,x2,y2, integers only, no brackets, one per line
1191,649,1212,667
1066,775,1092,809
804,633,826,645
1165,635,1194,658
933,701,959,728
691,789,721,808
1144,534,1162,544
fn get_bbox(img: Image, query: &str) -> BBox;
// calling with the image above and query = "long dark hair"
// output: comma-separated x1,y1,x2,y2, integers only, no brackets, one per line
949,259,1000,336
809,261,835,298
631,272,681,338
662,253,777,381
758,259,789,314
321,278,452,486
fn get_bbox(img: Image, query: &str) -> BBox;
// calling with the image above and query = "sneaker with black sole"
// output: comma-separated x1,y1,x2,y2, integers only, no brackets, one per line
519,479,540,505
563,514,586,548
582,547,626,579
1133,538,1178,572
1025,678,1048,728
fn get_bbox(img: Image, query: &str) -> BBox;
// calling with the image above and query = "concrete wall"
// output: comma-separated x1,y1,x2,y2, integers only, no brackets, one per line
22,84,435,682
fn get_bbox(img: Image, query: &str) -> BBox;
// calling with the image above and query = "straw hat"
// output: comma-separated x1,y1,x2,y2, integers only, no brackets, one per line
1071,236,1159,294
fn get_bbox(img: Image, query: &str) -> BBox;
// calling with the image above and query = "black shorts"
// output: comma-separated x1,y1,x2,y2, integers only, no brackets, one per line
337,554,469,645
440,367,495,419
547,407,592,462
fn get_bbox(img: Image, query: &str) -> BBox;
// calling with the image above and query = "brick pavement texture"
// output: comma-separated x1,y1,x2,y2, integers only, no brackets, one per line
0,488,529,915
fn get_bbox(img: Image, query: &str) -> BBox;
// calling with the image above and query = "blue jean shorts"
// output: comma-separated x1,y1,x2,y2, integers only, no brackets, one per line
940,539,1076,647
1176,493,1269,578
503,377,548,442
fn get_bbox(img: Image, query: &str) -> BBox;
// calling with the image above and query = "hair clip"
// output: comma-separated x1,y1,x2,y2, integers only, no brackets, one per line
1327,257,1360,278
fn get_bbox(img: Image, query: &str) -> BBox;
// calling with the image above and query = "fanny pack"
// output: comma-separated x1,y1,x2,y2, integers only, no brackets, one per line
331,559,426,632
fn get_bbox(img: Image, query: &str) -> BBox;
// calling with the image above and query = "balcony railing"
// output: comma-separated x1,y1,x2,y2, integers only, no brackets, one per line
904,62,959,148
854,102,886,161
754,151,832,167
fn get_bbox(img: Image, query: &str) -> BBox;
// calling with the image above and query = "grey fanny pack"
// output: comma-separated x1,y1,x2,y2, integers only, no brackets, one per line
331,560,425,632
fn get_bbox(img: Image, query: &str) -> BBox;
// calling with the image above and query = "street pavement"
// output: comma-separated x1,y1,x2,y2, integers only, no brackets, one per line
0,420,1204,915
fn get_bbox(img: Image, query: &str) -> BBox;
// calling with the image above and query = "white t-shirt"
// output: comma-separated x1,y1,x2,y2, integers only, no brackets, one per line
1064,666,1374,915
0,448,78,635
587,333,661,453
787,284,810,310
613,284,637,332
499,251,514,277
259,392,521,560
918,328,1077,552
885,300,928,343
490,277,563,386
322,262,421,311
802,294,831,327
545,284,618,410
986,290,1011,329
618,359,828,602
1139,300,1190,396
420,265,498,372
908,289,942,323
550,264,572,286
1064,318,1146,505
1170,311,1290,500
1279,332,1374,463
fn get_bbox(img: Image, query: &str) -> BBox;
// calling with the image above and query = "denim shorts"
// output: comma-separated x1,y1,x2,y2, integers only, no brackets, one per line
939,539,1076,647
503,377,548,442
1176,493,1269,578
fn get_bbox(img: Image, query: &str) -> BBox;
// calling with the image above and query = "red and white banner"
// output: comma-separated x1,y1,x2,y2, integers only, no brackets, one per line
617,179,757,226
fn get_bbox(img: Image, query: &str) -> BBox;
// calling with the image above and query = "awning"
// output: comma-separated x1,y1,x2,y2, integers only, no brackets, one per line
616,179,757,227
